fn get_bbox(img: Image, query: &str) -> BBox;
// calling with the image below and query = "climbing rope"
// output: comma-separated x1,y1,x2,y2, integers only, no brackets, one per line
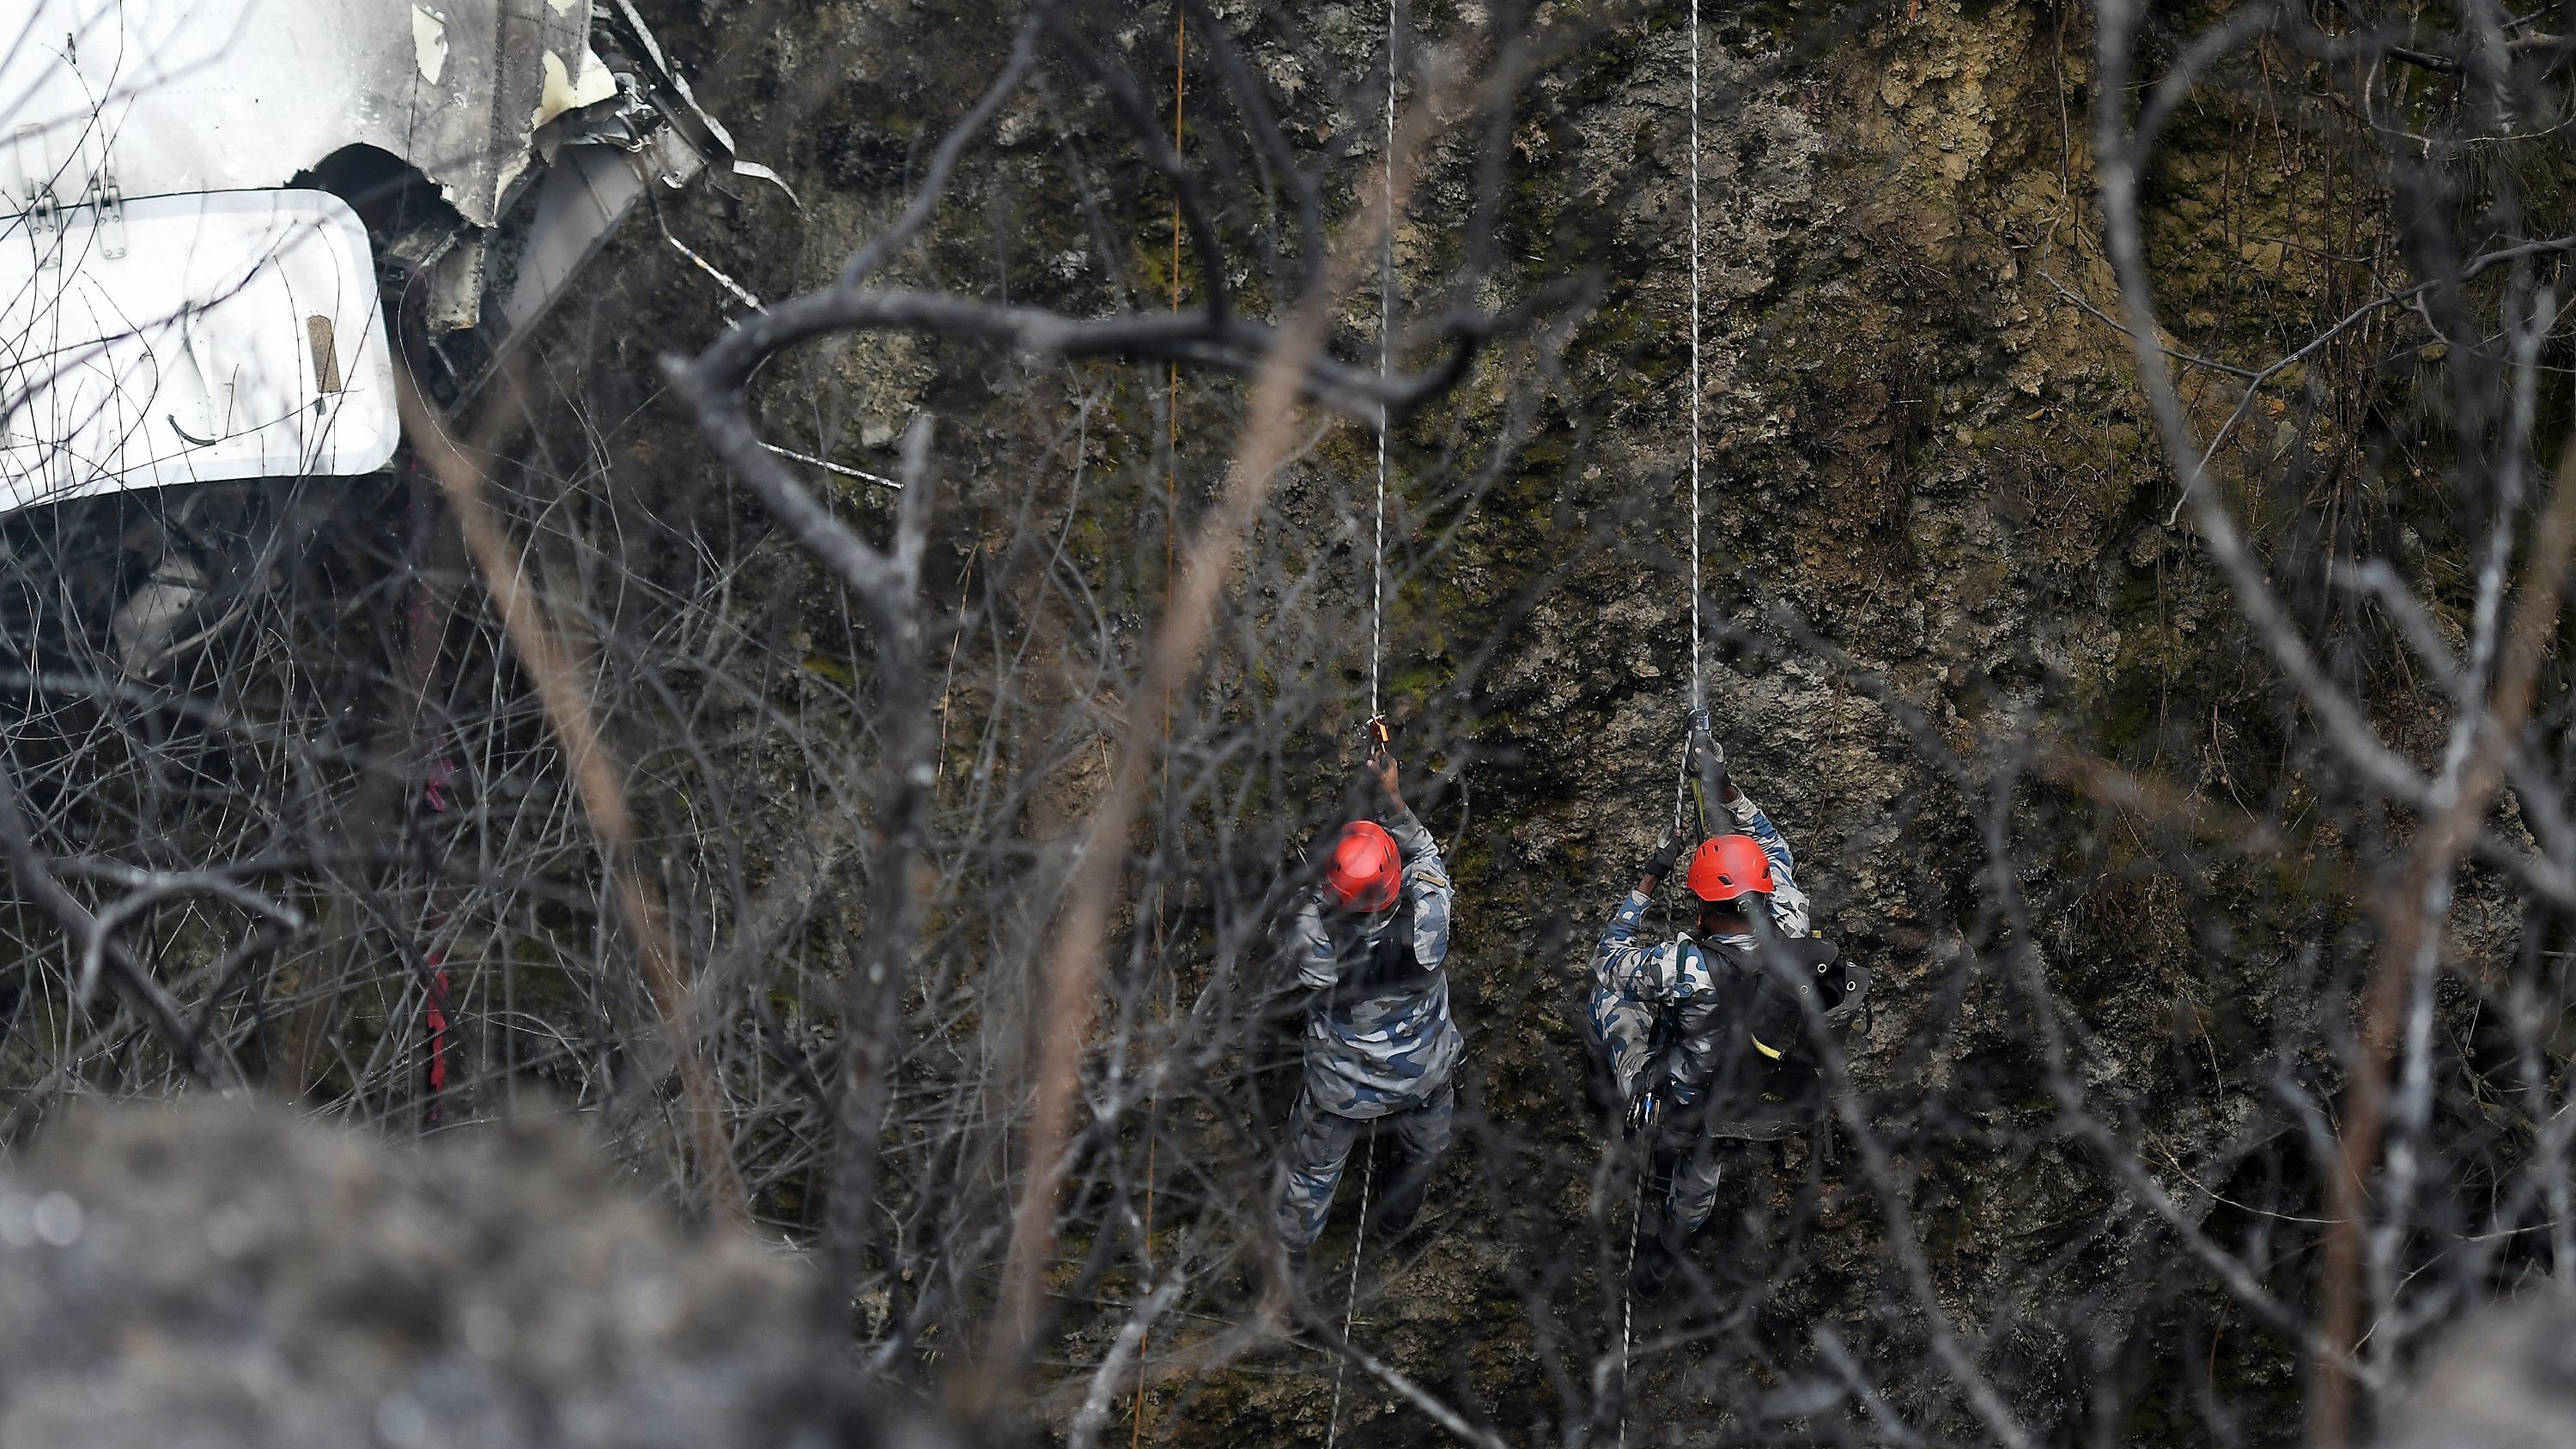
1616,1179,1642,1449
1686,0,1703,718
1670,0,1709,813
1324,1152,1375,1449
1328,14,1400,1444
1369,0,1396,727
1631,5,1704,1440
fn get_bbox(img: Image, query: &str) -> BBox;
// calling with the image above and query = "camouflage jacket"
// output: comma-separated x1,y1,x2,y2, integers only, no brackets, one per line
1285,807,1462,1119
1590,789,1810,1104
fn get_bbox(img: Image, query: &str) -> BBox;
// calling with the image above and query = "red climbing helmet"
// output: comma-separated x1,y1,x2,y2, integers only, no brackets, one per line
1685,834,1774,903
1322,821,1402,913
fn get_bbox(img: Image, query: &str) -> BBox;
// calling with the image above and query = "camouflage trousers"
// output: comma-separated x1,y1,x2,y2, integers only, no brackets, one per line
1651,1126,1750,1239
1583,984,1742,1239
1273,1077,1455,1251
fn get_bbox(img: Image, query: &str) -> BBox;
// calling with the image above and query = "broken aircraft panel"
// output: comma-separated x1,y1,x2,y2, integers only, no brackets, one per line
0,190,398,510
0,0,745,514
0,0,592,229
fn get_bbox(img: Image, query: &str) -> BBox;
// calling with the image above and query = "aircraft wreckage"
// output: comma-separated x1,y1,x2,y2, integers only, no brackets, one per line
0,0,772,512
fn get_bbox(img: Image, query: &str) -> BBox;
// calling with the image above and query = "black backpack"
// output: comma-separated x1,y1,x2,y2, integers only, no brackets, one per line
1321,900,1435,1008
1735,935,1868,1063
1698,933,1871,1113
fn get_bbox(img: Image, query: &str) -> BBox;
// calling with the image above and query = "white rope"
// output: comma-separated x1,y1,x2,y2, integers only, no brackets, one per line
1615,1174,1643,1449
762,442,902,490
1326,1151,1375,1449
664,228,764,312
1674,0,1704,817
1686,0,1702,717
1333,12,1395,1435
1640,14,1703,1435
1371,0,1395,725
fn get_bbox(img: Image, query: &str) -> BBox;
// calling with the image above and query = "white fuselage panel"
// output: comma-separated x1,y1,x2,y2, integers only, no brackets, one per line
0,190,398,509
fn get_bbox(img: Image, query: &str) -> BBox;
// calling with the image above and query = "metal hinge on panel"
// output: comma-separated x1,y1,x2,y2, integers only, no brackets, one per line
86,173,125,259
15,125,60,270
24,185,59,264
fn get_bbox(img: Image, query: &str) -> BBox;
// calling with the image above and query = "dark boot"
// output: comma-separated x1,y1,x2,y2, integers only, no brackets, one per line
1628,1229,1676,1302
1371,1161,1434,1240
1628,1180,1704,1307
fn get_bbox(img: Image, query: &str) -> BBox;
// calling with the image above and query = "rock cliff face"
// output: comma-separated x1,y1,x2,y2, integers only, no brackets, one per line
535,0,2494,1442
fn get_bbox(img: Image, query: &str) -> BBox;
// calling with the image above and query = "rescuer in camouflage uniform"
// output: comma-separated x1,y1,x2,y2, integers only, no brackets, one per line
1589,767,1810,1114
1273,752,1461,1275
1588,723,1816,1294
